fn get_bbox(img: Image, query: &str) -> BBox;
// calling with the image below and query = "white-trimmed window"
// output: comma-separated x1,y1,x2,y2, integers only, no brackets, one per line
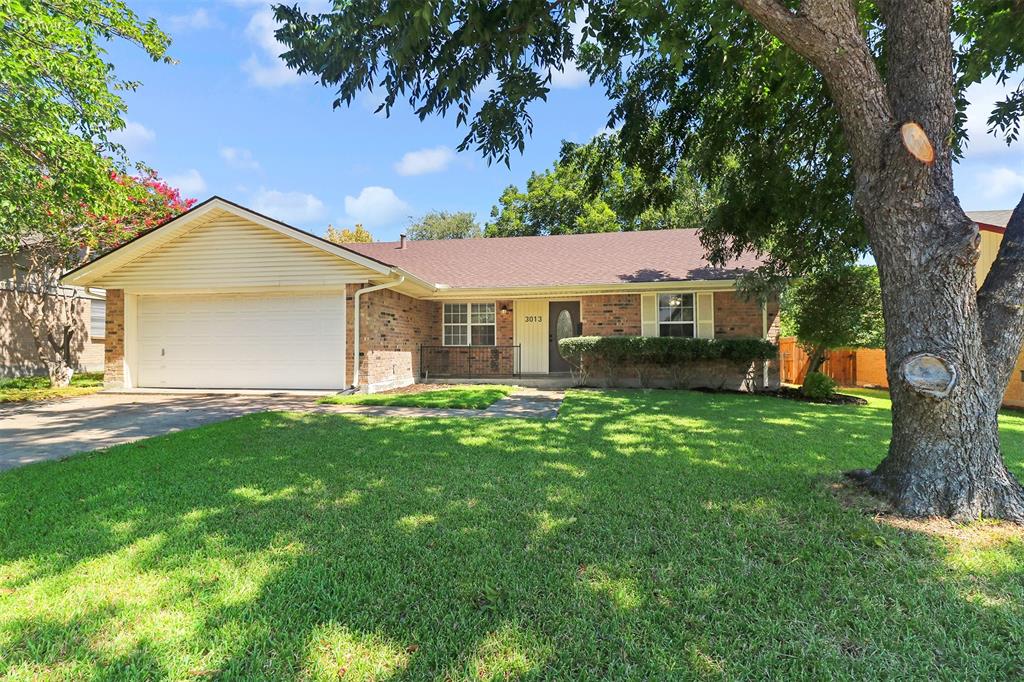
443,302,496,346
90,299,106,339
658,293,695,338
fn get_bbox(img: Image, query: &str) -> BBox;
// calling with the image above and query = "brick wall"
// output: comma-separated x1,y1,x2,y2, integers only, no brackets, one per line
713,291,779,340
581,294,642,336
347,285,439,392
104,289,125,387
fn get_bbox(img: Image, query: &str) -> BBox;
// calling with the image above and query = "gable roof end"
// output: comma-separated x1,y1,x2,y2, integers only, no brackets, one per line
60,196,395,287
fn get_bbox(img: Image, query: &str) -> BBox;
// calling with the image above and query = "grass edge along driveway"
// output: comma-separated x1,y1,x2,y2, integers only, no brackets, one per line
1,388,1023,679
317,384,514,410
0,372,104,403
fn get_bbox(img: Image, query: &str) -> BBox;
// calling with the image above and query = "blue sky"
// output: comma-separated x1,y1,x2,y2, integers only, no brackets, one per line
109,1,1023,242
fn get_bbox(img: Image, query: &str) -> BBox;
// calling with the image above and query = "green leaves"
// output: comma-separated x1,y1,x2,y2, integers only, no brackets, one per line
0,0,170,252
558,336,778,366
780,265,884,354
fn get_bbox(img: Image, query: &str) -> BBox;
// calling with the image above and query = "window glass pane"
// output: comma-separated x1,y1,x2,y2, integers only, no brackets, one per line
660,323,695,338
444,325,467,346
471,303,495,324
444,303,467,324
471,325,495,346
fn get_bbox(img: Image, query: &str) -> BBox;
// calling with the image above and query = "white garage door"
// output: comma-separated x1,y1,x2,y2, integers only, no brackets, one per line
137,292,346,390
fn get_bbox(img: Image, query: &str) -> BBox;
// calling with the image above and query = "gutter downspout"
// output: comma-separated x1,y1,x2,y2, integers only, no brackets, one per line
762,301,770,388
352,275,405,390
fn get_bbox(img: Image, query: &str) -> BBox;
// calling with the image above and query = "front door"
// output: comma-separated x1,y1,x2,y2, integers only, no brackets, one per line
548,301,580,373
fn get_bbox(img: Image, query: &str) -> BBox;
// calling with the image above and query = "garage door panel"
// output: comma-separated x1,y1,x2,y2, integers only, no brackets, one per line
137,293,345,390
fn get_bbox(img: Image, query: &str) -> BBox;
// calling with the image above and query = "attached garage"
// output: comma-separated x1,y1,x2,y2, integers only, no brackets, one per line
59,197,417,391
136,292,346,390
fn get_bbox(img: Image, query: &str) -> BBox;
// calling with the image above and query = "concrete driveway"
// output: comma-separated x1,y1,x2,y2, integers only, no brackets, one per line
0,392,321,471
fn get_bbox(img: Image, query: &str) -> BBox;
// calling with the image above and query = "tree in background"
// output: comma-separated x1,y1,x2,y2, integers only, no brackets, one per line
407,211,481,240
488,135,715,237
325,224,374,244
276,0,1024,521
780,266,883,381
0,0,171,253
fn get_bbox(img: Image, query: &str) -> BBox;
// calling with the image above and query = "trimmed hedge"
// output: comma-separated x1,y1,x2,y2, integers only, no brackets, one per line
558,336,777,366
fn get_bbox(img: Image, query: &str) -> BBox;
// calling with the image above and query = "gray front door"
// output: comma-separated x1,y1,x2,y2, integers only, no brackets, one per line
548,301,580,373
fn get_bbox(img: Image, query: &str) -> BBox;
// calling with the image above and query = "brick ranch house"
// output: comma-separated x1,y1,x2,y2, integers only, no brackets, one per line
60,196,780,393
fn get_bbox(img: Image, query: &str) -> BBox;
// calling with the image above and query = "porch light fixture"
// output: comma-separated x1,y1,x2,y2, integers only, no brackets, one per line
500,304,510,315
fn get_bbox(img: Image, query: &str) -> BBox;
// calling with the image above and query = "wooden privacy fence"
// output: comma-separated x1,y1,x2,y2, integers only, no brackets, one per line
778,337,888,388
778,336,1024,408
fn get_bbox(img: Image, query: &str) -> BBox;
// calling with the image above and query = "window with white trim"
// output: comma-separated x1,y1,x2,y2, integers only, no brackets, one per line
443,303,496,346
658,293,695,338
90,299,106,339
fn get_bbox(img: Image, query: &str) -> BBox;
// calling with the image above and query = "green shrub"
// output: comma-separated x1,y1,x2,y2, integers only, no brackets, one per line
558,336,777,386
802,371,837,400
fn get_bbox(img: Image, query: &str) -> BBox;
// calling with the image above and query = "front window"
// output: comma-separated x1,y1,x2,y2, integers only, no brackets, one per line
444,303,496,346
658,293,695,337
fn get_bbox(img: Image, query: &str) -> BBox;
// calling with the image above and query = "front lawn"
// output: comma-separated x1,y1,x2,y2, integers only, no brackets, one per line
0,372,103,403
317,384,514,409
2,389,1023,679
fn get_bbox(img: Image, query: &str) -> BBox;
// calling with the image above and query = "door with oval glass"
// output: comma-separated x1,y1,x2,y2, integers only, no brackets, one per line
548,301,581,372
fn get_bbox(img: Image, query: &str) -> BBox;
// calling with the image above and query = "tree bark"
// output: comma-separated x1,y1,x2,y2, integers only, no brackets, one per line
806,345,827,375
735,0,1024,521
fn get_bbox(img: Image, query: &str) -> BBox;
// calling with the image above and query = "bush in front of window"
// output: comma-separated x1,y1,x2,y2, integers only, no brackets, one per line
558,336,777,388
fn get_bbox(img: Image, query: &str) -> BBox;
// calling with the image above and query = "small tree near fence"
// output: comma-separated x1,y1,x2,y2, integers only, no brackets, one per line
780,266,883,385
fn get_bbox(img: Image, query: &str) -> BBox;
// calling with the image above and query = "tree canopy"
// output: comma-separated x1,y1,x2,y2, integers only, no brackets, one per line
407,211,481,240
325,224,374,243
780,265,884,376
0,0,171,254
487,135,714,237
275,0,1024,521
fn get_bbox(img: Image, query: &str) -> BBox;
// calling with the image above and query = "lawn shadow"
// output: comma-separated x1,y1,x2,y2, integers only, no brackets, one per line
1,389,1023,678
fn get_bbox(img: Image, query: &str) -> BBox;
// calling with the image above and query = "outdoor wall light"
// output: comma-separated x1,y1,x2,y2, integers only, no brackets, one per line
500,304,510,315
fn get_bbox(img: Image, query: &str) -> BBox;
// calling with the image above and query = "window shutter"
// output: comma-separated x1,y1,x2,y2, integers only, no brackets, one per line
696,292,715,339
641,294,658,337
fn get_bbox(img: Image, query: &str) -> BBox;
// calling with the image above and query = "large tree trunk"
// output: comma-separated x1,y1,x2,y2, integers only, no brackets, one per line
734,0,1024,520
863,191,1024,522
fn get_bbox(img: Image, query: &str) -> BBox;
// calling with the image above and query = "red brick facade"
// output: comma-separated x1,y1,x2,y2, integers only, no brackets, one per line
347,284,438,392
99,286,780,391
104,289,125,387
581,294,642,336
713,291,780,340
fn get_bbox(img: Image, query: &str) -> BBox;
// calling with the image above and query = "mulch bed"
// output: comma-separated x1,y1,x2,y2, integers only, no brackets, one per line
691,385,867,406
371,383,459,395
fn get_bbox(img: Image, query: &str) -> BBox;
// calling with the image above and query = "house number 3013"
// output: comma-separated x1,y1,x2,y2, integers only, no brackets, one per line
524,315,543,322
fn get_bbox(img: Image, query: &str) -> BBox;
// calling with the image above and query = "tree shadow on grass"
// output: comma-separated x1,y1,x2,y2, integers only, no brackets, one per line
1,389,1023,679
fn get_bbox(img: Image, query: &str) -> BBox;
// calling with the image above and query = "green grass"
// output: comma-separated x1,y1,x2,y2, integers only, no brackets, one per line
2,388,1024,679
0,372,103,403
317,384,514,409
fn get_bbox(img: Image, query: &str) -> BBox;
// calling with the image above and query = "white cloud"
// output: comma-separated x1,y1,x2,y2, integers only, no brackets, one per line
979,167,1024,200
251,189,326,224
549,62,589,89
394,146,455,176
548,15,589,89
108,120,155,151
166,169,207,196
220,146,261,170
241,10,299,88
343,186,410,227
167,8,213,31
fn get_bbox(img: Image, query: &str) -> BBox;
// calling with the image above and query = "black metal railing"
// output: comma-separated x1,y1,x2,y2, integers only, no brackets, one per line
419,345,521,379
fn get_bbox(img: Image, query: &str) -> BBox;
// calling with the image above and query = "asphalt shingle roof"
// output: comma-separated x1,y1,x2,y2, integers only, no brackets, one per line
345,229,762,289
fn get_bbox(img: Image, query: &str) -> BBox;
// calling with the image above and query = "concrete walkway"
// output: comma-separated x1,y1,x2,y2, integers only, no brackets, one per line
0,387,564,471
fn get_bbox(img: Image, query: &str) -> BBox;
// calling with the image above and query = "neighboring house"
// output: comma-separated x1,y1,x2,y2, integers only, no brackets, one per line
1,246,105,379
60,196,780,393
